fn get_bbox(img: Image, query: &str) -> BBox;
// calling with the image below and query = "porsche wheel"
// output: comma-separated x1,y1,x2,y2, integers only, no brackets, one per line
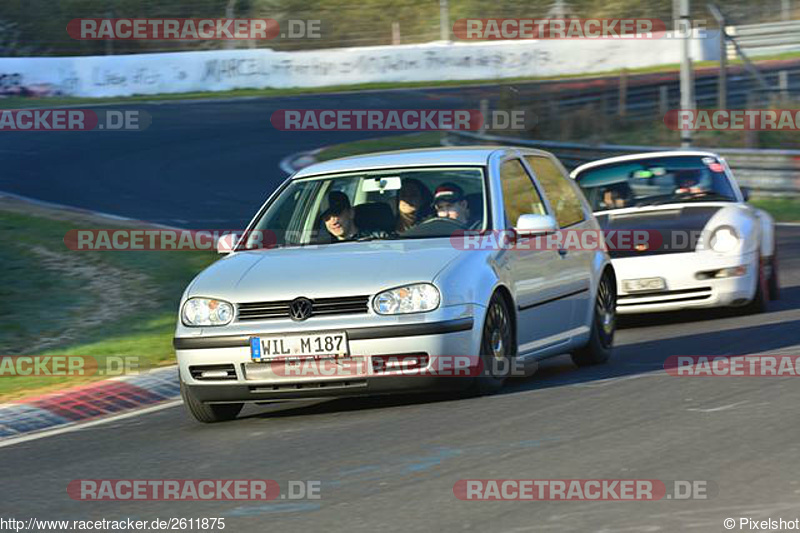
768,253,780,301
742,255,769,314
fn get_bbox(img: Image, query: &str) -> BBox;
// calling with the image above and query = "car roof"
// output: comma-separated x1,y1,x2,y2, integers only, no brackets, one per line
291,146,553,178
571,150,721,177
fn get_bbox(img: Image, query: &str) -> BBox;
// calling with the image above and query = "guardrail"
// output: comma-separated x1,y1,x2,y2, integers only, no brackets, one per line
727,20,800,58
498,60,800,123
445,131,800,195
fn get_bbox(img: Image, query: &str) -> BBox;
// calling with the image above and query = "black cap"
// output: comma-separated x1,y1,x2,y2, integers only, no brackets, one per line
321,191,351,219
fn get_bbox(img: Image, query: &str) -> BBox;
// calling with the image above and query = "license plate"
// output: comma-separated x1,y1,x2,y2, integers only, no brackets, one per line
622,277,666,293
250,333,348,361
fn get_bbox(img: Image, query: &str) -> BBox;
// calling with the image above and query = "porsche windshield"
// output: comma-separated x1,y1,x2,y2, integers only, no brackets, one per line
240,167,488,249
574,155,738,212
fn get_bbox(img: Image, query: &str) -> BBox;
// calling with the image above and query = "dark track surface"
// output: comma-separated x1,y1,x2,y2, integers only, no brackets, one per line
4,58,800,230
0,87,510,229
8,60,800,230
2,226,798,532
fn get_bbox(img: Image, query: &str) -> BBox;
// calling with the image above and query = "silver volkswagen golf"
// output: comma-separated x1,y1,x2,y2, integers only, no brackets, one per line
174,147,616,422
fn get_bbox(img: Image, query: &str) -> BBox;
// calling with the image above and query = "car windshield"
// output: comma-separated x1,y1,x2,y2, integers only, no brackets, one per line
574,155,738,212
239,166,488,249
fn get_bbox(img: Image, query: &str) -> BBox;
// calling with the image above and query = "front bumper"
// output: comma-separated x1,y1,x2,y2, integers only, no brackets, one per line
612,251,757,314
175,305,483,403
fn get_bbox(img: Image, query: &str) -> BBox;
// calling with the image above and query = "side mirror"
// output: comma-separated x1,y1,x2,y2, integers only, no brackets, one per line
740,186,751,202
515,214,558,237
216,233,238,254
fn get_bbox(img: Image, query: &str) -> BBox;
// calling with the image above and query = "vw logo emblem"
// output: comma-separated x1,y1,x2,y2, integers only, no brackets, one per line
289,297,313,321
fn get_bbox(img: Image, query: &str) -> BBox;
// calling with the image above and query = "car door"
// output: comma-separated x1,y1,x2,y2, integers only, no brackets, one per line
497,157,573,356
523,154,594,337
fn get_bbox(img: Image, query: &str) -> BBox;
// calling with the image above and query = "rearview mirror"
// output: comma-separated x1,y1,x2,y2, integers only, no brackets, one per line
362,176,402,193
515,214,558,237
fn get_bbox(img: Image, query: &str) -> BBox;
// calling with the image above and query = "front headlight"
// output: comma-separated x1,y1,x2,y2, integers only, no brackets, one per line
181,297,234,326
373,283,440,315
709,226,740,253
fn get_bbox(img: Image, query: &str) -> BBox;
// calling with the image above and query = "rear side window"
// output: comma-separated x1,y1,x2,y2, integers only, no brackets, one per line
500,159,547,227
525,156,585,228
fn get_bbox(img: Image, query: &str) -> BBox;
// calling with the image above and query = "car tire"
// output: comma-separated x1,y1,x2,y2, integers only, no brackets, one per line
768,253,780,301
571,272,615,367
471,293,516,396
742,255,769,314
180,378,243,423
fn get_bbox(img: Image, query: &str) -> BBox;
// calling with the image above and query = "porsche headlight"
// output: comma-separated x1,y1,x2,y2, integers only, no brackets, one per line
182,297,234,326
373,284,440,315
709,226,740,253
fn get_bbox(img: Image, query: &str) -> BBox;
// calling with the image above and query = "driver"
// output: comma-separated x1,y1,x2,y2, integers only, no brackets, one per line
322,191,359,241
321,191,393,242
433,183,470,225
675,171,705,195
601,182,633,209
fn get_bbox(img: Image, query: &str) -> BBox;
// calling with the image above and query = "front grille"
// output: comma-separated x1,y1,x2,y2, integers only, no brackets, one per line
237,295,370,321
372,353,430,373
618,287,712,306
248,380,367,393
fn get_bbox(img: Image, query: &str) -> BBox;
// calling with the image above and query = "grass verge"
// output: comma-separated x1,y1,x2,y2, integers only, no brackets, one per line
750,197,800,222
0,198,216,401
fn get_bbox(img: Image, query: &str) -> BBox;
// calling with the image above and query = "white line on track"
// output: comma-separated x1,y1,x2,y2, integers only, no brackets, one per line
0,399,182,449
686,400,749,413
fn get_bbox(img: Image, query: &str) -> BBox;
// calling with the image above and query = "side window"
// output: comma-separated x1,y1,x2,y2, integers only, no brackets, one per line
500,159,547,227
525,156,585,228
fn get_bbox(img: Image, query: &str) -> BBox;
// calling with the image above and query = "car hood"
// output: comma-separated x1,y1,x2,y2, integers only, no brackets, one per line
187,239,464,302
594,203,729,258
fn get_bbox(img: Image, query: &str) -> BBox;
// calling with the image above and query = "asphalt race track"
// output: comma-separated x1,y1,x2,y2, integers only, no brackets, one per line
2,93,800,532
0,86,514,229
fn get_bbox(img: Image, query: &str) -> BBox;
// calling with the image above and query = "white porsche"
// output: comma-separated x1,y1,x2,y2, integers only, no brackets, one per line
572,151,779,314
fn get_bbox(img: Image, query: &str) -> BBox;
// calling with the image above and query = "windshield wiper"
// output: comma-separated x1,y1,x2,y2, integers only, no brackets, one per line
676,192,735,203
353,234,400,243
644,192,734,206
239,243,292,251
